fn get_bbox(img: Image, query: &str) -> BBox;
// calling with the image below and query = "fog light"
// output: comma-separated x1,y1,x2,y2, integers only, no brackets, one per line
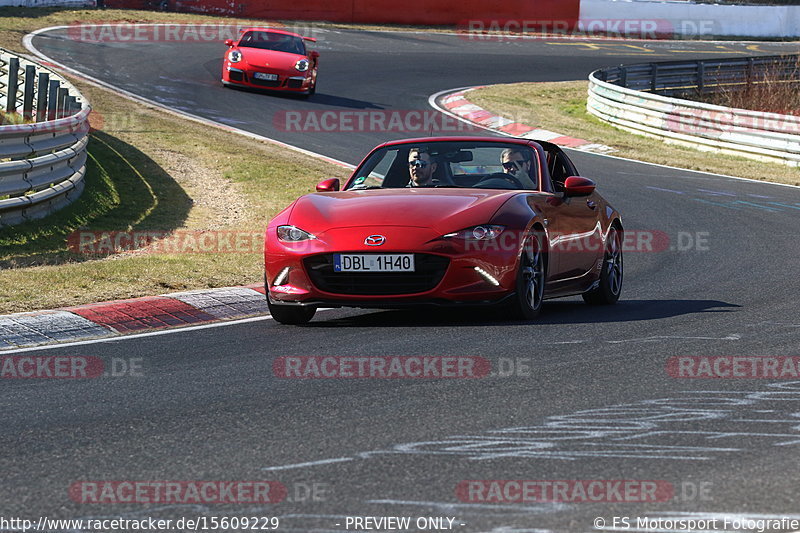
474,266,499,286
273,267,290,286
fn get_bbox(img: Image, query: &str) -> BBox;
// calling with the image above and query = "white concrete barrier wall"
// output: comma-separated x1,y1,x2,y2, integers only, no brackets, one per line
587,69,800,167
580,0,800,38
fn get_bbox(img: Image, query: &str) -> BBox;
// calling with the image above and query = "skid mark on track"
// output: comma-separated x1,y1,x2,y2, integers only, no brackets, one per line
260,382,800,470
645,185,800,213
261,457,354,471
605,334,740,344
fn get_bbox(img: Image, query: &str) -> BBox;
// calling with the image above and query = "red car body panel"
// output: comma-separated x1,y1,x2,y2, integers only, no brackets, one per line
289,190,518,235
221,27,318,93
264,137,622,309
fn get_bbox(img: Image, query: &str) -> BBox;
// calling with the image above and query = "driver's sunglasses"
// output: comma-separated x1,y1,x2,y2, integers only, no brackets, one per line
408,160,430,169
502,160,526,171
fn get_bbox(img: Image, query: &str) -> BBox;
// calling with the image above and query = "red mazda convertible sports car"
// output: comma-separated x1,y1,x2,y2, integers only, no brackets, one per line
264,137,623,324
221,27,318,95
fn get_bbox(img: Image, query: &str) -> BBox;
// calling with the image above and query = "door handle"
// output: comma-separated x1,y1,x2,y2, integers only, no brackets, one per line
587,200,597,209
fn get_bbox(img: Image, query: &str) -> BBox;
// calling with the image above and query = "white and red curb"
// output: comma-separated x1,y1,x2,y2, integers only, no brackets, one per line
432,86,616,154
0,284,269,350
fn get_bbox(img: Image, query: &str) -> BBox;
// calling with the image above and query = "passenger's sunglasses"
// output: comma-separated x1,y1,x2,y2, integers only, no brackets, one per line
502,160,526,171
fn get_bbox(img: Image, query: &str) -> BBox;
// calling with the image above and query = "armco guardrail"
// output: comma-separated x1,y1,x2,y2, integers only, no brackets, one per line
0,48,90,227
587,55,800,167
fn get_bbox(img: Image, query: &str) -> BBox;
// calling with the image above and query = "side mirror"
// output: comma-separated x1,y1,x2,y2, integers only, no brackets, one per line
316,178,340,192
224,39,234,47
563,176,596,197
309,50,320,60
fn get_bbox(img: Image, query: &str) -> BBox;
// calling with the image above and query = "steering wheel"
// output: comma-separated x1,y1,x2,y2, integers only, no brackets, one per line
484,172,524,189
499,173,524,188
474,173,523,190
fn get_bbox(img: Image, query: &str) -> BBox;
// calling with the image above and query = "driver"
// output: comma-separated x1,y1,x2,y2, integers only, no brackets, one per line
407,148,438,187
500,148,537,189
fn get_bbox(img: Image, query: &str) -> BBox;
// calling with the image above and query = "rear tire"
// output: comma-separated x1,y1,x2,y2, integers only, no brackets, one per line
506,231,546,320
583,226,623,305
267,298,316,325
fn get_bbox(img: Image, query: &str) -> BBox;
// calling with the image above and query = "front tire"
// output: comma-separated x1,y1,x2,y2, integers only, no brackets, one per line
301,78,316,98
506,232,546,320
583,226,623,305
267,297,316,325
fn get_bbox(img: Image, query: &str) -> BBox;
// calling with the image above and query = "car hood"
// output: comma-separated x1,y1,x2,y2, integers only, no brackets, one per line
288,189,519,234
239,48,304,70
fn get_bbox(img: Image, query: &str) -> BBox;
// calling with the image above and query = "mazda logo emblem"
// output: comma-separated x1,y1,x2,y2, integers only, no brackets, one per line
364,235,386,246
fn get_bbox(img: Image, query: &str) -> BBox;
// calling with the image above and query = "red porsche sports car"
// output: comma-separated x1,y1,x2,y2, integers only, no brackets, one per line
264,137,623,324
221,27,318,95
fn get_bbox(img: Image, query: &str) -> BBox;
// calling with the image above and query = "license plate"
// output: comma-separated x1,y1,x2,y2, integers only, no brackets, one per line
253,72,278,81
334,254,415,272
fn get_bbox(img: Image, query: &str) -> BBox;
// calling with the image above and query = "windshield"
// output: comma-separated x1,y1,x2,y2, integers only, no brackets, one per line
345,141,540,190
238,31,306,55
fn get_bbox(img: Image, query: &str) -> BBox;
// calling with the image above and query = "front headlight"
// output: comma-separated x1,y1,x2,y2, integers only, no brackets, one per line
295,58,309,72
277,225,316,242
444,225,505,241
228,50,242,63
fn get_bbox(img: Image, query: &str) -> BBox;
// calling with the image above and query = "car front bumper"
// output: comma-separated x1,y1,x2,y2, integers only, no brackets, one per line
223,66,312,92
265,242,521,308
